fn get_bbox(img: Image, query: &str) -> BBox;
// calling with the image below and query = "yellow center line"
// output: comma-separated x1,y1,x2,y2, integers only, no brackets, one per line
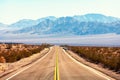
54,48,60,80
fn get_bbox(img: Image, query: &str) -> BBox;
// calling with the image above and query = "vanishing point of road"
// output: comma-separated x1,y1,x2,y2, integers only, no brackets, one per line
1,46,115,80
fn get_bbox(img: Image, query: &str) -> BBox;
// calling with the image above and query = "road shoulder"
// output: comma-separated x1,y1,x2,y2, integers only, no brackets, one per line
65,49,120,80
0,47,50,78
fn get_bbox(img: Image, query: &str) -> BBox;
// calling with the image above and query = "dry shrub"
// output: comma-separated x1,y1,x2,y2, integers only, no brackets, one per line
0,43,51,63
0,56,6,63
66,46,120,72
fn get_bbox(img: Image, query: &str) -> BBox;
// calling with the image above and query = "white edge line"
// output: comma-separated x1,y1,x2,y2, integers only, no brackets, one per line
63,49,115,80
6,47,53,80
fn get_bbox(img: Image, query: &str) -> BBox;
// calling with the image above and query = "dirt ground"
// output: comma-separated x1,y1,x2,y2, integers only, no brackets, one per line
0,48,49,77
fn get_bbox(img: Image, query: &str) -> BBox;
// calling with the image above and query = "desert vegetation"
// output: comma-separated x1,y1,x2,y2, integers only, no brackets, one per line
0,43,50,63
64,45,120,72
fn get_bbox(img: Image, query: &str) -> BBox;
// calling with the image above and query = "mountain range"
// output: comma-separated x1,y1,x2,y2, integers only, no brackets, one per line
0,13,120,39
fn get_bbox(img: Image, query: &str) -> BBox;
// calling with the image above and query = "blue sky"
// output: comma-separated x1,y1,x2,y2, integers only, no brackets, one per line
0,0,120,24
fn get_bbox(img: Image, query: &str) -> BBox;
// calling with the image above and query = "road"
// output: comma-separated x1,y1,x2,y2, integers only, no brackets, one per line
1,46,115,80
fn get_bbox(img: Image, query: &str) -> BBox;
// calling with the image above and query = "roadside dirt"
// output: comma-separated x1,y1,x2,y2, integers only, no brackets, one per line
65,49,120,80
0,48,49,78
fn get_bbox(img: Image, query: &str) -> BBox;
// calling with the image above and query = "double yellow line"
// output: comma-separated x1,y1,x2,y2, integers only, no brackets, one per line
54,48,60,80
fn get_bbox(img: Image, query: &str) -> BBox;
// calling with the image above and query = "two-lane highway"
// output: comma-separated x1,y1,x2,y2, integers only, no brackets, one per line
1,46,115,80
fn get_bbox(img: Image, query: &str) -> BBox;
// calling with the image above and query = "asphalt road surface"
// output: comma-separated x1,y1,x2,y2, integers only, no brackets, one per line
1,46,115,80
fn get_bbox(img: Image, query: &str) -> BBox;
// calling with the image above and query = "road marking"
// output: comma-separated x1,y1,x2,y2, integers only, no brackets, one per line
6,47,53,80
54,48,60,80
63,49,115,80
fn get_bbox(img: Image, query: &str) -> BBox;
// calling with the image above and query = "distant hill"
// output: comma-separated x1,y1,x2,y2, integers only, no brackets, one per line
0,13,120,39
0,23,8,30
